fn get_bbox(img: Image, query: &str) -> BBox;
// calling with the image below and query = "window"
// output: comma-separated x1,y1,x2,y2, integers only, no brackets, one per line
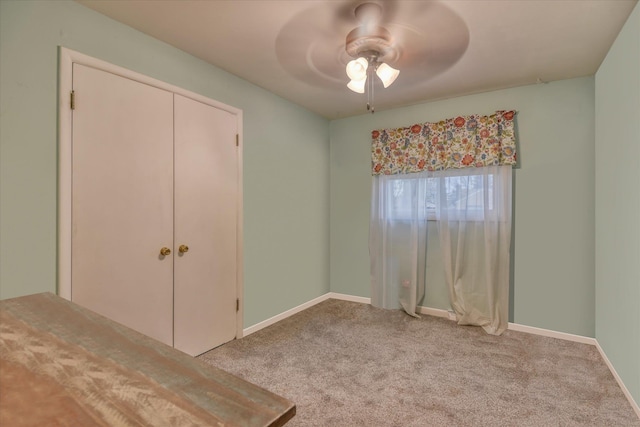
385,171,495,221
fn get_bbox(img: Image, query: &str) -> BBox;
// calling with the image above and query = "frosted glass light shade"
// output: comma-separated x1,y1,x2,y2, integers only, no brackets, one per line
376,63,399,88
346,58,368,81
347,78,366,93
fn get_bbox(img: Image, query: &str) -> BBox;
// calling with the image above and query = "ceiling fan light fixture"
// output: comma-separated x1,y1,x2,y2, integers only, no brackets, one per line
376,63,400,88
347,78,366,94
343,2,402,112
346,57,369,81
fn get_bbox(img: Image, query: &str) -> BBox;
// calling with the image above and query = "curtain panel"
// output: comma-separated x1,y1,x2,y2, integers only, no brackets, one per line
434,165,513,335
369,110,516,335
371,110,516,176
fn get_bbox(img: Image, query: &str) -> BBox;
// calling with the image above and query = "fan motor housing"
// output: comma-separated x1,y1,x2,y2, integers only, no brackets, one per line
345,25,400,63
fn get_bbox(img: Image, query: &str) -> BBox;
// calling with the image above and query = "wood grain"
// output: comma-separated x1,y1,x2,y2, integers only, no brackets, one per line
0,293,295,426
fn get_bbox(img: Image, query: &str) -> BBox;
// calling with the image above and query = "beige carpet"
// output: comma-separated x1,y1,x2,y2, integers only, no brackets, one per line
198,299,639,426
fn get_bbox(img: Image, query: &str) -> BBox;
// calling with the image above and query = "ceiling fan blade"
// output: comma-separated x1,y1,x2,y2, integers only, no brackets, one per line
275,1,469,91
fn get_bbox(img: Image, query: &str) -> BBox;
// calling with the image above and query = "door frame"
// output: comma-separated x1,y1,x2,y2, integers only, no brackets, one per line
57,47,244,338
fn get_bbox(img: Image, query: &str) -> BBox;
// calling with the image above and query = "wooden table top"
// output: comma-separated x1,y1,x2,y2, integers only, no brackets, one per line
0,292,295,426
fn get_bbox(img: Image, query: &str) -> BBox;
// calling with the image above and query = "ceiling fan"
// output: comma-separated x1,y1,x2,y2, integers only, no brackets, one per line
275,0,469,114
344,2,400,112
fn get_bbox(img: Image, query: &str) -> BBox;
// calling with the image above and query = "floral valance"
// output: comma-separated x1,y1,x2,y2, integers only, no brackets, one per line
371,110,517,175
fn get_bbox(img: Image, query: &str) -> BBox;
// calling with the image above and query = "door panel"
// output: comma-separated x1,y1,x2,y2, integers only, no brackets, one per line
173,94,238,356
71,64,175,346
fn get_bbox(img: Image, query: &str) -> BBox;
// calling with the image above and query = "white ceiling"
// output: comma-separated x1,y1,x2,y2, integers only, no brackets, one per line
77,0,637,120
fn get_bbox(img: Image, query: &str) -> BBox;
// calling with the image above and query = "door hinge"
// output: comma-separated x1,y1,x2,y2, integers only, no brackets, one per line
235,134,239,147
236,298,240,312
70,90,75,110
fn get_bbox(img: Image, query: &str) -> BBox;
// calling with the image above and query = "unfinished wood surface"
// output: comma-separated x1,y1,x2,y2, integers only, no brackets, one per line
0,293,295,427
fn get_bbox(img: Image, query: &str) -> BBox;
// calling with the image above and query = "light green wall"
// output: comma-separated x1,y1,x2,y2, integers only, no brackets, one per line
330,77,596,337
595,4,640,406
0,0,636,406
0,0,330,327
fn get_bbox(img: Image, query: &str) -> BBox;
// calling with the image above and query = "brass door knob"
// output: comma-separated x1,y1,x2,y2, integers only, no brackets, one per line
160,247,171,256
178,244,189,254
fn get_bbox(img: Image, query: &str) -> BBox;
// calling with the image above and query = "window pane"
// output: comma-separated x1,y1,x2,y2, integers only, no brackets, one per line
385,172,494,220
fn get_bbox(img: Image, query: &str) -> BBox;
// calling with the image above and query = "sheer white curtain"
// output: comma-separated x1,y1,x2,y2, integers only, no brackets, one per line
435,165,512,335
370,165,512,334
369,110,516,334
369,173,430,317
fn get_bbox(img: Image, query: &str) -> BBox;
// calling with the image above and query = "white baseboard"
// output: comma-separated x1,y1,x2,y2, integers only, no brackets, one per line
327,292,370,304
506,322,597,345
242,293,331,336
243,292,639,418
417,305,454,319
243,292,369,336
594,341,640,418
327,293,454,321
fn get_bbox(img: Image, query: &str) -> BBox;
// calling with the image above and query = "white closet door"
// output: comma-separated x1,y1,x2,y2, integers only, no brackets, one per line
71,64,175,346
173,94,238,356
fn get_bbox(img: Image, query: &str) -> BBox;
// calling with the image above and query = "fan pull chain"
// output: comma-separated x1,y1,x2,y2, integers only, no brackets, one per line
366,67,371,112
367,65,375,114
